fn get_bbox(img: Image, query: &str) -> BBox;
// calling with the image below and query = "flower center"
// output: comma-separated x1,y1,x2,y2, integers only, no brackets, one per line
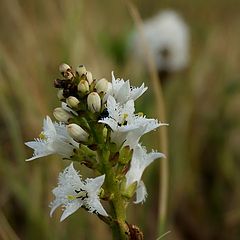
67,189,88,201
119,113,128,126
39,132,46,140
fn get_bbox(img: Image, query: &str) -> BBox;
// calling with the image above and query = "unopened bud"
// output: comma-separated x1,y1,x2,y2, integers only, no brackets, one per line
67,124,89,142
86,71,93,85
66,96,80,108
87,92,101,113
59,63,70,73
58,63,74,79
53,108,72,122
78,80,89,93
108,82,112,91
57,89,65,100
103,127,108,139
76,65,87,76
95,78,109,93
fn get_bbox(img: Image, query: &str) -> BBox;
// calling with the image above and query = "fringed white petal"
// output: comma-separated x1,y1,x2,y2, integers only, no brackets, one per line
60,202,82,222
134,181,147,204
25,116,78,160
88,198,108,216
50,163,107,221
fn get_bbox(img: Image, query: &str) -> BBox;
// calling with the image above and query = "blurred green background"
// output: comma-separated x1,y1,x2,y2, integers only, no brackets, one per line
0,0,240,239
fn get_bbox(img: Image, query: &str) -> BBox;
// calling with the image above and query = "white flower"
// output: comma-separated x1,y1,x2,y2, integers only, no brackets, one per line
131,10,190,72
126,145,165,203
99,96,164,148
104,72,147,104
50,163,108,221
25,116,78,161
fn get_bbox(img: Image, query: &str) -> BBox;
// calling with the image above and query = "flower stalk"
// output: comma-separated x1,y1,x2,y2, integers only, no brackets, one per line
98,146,129,239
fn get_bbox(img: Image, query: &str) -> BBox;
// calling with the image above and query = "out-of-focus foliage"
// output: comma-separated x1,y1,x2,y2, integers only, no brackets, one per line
0,0,240,239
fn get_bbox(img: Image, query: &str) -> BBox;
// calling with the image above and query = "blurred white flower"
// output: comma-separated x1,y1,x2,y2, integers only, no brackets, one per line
50,163,108,221
25,116,78,161
126,145,165,203
131,10,190,72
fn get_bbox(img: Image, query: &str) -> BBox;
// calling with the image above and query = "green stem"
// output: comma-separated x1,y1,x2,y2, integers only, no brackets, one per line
97,146,129,240
110,201,128,239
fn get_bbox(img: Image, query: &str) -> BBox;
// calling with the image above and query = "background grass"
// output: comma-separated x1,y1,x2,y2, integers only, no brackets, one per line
0,0,240,239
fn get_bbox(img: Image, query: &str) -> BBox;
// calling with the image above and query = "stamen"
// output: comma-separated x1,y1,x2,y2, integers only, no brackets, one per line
39,132,46,140
75,189,88,200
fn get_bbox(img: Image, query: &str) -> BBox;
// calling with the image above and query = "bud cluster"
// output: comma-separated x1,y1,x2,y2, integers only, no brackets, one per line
54,64,111,123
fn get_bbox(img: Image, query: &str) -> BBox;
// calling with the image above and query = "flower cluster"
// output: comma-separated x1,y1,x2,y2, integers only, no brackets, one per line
25,63,167,224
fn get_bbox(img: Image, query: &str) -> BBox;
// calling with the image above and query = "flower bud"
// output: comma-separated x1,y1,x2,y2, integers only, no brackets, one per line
76,65,87,76
57,89,65,100
66,96,80,108
58,63,74,79
78,80,89,93
59,63,70,73
86,71,93,85
67,123,89,142
95,78,109,93
87,92,101,113
53,108,72,122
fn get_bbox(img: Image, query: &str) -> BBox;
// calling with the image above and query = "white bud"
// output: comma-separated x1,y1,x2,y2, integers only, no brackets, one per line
76,65,87,76
66,96,80,108
59,63,74,79
95,78,109,93
87,92,101,113
86,71,93,85
57,89,65,100
78,80,89,93
67,124,89,142
53,108,73,122
59,63,71,73
107,82,112,91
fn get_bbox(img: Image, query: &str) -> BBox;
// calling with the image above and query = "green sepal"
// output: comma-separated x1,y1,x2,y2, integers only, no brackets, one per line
70,144,98,169
110,152,119,166
102,127,108,140
109,142,118,153
89,80,96,92
118,146,133,165
121,181,137,200
115,162,130,180
99,188,105,199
